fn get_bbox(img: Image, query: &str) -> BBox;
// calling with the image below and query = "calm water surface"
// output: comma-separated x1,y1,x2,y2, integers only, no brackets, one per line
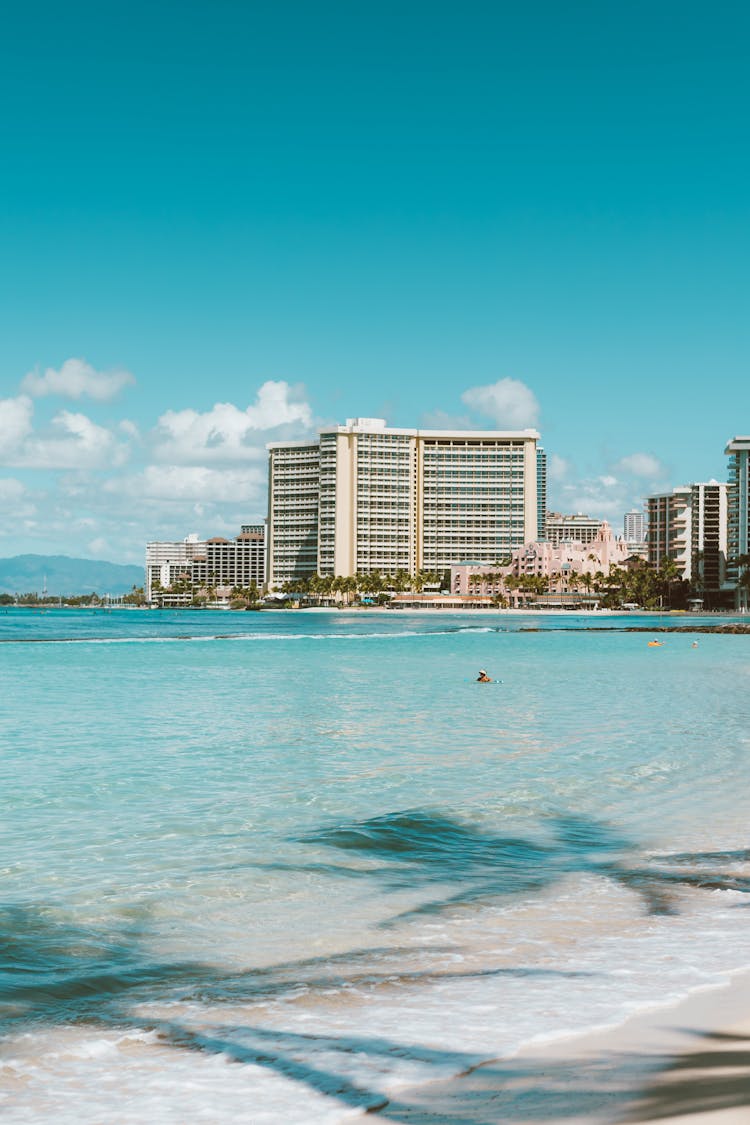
1,609,749,1122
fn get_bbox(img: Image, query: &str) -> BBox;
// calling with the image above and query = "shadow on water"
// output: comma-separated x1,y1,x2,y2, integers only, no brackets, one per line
281,810,750,923
2,811,749,1118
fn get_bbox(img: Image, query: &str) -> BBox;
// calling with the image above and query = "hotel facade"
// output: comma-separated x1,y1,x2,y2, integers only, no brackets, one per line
267,418,541,587
726,436,750,607
645,482,729,597
146,525,265,602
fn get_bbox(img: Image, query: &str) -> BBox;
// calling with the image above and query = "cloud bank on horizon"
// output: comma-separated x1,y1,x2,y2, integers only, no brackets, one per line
0,358,670,563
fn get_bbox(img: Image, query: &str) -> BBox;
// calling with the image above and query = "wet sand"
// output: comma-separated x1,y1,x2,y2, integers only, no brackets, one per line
370,970,750,1123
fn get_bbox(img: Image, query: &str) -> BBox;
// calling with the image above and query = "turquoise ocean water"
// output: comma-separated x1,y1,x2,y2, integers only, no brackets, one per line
1,608,750,1121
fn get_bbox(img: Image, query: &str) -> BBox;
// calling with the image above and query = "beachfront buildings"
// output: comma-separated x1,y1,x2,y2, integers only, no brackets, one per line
146,534,207,601
146,526,265,602
646,488,693,577
645,483,729,601
726,436,750,608
267,418,541,587
690,482,730,597
451,521,629,596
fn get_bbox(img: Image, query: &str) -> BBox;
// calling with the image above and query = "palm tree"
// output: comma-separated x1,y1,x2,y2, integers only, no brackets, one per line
659,555,681,608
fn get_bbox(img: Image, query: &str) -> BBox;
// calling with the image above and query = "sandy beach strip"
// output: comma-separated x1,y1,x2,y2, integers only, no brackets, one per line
368,969,750,1124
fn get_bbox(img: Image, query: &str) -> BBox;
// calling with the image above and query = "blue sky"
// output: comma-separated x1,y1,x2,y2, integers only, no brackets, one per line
0,1,747,562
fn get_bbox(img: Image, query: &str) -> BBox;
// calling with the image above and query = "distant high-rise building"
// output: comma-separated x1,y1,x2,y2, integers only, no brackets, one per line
536,447,547,539
624,509,646,543
267,419,542,587
725,436,750,608
545,512,604,547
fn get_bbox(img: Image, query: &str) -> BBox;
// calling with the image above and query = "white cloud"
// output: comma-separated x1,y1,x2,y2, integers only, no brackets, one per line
461,378,540,428
152,380,313,464
0,399,131,470
0,478,26,502
556,478,627,520
106,465,265,503
614,452,666,479
599,475,618,487
0,396,34,456
0,478,36,522
21,358,135,401
20,411,131,470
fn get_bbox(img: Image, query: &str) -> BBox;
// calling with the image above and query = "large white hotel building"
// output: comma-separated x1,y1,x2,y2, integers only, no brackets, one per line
267,418,543,587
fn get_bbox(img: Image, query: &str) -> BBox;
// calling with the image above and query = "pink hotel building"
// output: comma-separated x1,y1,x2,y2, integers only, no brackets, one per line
451,521,629,596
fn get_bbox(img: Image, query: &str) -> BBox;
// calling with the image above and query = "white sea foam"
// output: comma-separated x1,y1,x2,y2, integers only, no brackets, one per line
0,627,499,646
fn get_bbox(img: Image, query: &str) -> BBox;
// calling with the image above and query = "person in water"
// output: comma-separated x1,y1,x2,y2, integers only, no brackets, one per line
477,669,493,682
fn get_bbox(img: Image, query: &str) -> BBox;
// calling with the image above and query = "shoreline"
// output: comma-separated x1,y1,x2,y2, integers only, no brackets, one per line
372,969,750,1123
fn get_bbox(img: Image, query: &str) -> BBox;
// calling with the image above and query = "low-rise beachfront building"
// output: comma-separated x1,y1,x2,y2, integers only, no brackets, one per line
267,418,542,588
545,512,604,546
726,436,750,609
513,522,628,579
146,535,207,601
146,526,265,603
451,522,628,602
195,526,265,591
390,592,495,610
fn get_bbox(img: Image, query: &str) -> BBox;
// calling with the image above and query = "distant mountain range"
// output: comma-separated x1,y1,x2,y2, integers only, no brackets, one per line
0,555,144,596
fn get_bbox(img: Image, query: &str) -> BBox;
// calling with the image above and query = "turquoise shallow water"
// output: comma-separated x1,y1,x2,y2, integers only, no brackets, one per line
1,609,750,1121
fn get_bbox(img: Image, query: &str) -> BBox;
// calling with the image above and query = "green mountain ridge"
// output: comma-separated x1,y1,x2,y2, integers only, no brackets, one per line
0,555,144,596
